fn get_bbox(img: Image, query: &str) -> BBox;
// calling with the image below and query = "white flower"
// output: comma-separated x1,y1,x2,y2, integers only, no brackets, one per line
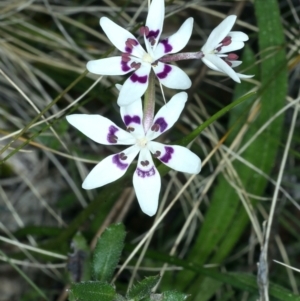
66,92,201,216
201,15,253,83
87,0,193,106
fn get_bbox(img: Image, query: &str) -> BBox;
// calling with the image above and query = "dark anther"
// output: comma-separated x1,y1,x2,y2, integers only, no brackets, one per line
127,126,134,132
141,160,149,166
121,53,131,62
130,62,141,70
119,153,128,160
151,123,160,132
125,38,138,49
109,135,118,143
153,151,161,158
227,53,239,60
139,26,149,36
149,37,156,46
221,36,232,46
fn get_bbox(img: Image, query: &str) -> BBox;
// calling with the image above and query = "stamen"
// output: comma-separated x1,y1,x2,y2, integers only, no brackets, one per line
108,134,118,143
149,37,156,46
121,53,131,62
227,53,239,60
127,126,135,132
130,62,141,70
141,160,149,166
221,36,232,46
125,38,138,49
119,152,128,160
151,124,159,132
153,151,161,158
139,26,149,36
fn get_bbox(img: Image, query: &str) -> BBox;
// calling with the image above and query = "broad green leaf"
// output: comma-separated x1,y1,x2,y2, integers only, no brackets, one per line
93,223,126,282
70,281,116,301
161,291,188,301
127,275,160,301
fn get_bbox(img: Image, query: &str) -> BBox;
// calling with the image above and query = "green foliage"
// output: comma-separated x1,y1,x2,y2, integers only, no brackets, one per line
126,275,160,301
93,223,126,282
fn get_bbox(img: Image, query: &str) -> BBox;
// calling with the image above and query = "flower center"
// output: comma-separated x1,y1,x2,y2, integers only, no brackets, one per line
142,53,153,64
137,137,148,148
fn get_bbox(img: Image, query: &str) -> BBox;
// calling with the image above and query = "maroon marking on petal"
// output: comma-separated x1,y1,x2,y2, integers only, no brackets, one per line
121,61,131,72
121,53,131,62
227,53,239,60
112,154,128,170
130,73,148,84
119,152,128,160
124,115,141,126
130,62,141,70
156,64,172,79
159,146,174,163
140,26,149,36
221,36,232,46
151,123,160,132
147,30,160,39
127,126,134,132
107,125,119,143
152,117,168,132
160,39,173,53
136,166,155,178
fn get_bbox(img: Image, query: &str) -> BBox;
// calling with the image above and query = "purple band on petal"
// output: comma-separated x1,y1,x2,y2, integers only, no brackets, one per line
160,39,173,53
159,146,174,163
147,30,159,39
130,73,148,84
153,117,167,132
124,115,141,126
125,47,132,53
107,125,118,143
112,154,128,170
156,64,172,79
136,166,155,178
121,61,131,72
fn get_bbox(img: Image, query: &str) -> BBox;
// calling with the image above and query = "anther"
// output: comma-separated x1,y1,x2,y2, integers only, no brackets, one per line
221,36,232,46
151,124,159,132
153,151,161,158
121,53,131,62
127,126,135,132
227,53,239,60
119,152,128,160
141,160,149,166
130,62,141,70
125,38,138,49
139,26,149,36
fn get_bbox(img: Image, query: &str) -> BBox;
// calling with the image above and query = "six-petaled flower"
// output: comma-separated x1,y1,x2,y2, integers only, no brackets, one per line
201,15,253,83
87,0,193,106
66,92,201,216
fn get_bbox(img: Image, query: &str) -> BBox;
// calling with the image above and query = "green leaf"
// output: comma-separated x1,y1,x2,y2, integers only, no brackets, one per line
161,291,188,301
70,281,116,301
93,223,126,282
127,275,160,301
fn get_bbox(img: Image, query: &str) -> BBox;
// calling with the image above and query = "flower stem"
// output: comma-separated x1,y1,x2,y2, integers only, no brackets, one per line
143,70,156,132
159,51,204,63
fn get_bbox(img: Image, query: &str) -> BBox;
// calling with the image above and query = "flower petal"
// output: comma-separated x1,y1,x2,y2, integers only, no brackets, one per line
148,142,201,174
228,31,249,42
202,54,241,83
153,62,191,90
154,17,194,60
82,145,140,189
146,92,187,140
133,148,161,216
117,63,151,106
145,0,165,49
201,15,236,53
120,98,145,138
66,114,135,145
87,57,133,75
100,17,145,57
236,73,254,79
230,60,242,68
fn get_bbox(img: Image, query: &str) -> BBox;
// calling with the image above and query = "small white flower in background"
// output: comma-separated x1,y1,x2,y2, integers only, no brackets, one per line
201,15,253,83
66,92,201,216
87,0,193,106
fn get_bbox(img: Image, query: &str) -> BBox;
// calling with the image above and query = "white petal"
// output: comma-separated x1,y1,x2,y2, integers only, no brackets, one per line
146,92,187,140
148,142,201,174
82,145,140,189
66,114,135,145
87,57,133,75
219,41,245,53
153,62,191,90
100,17,144,57
120,98,145,138
154,17,194,60
117,63,151,106
236,73,254,79
201,15,236,53
145,0,165,49
133,149,161,216
202,54,241,83
230,60,242,68
228,31,249,42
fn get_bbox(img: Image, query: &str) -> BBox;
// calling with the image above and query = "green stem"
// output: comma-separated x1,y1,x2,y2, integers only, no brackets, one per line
143,70,156,132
